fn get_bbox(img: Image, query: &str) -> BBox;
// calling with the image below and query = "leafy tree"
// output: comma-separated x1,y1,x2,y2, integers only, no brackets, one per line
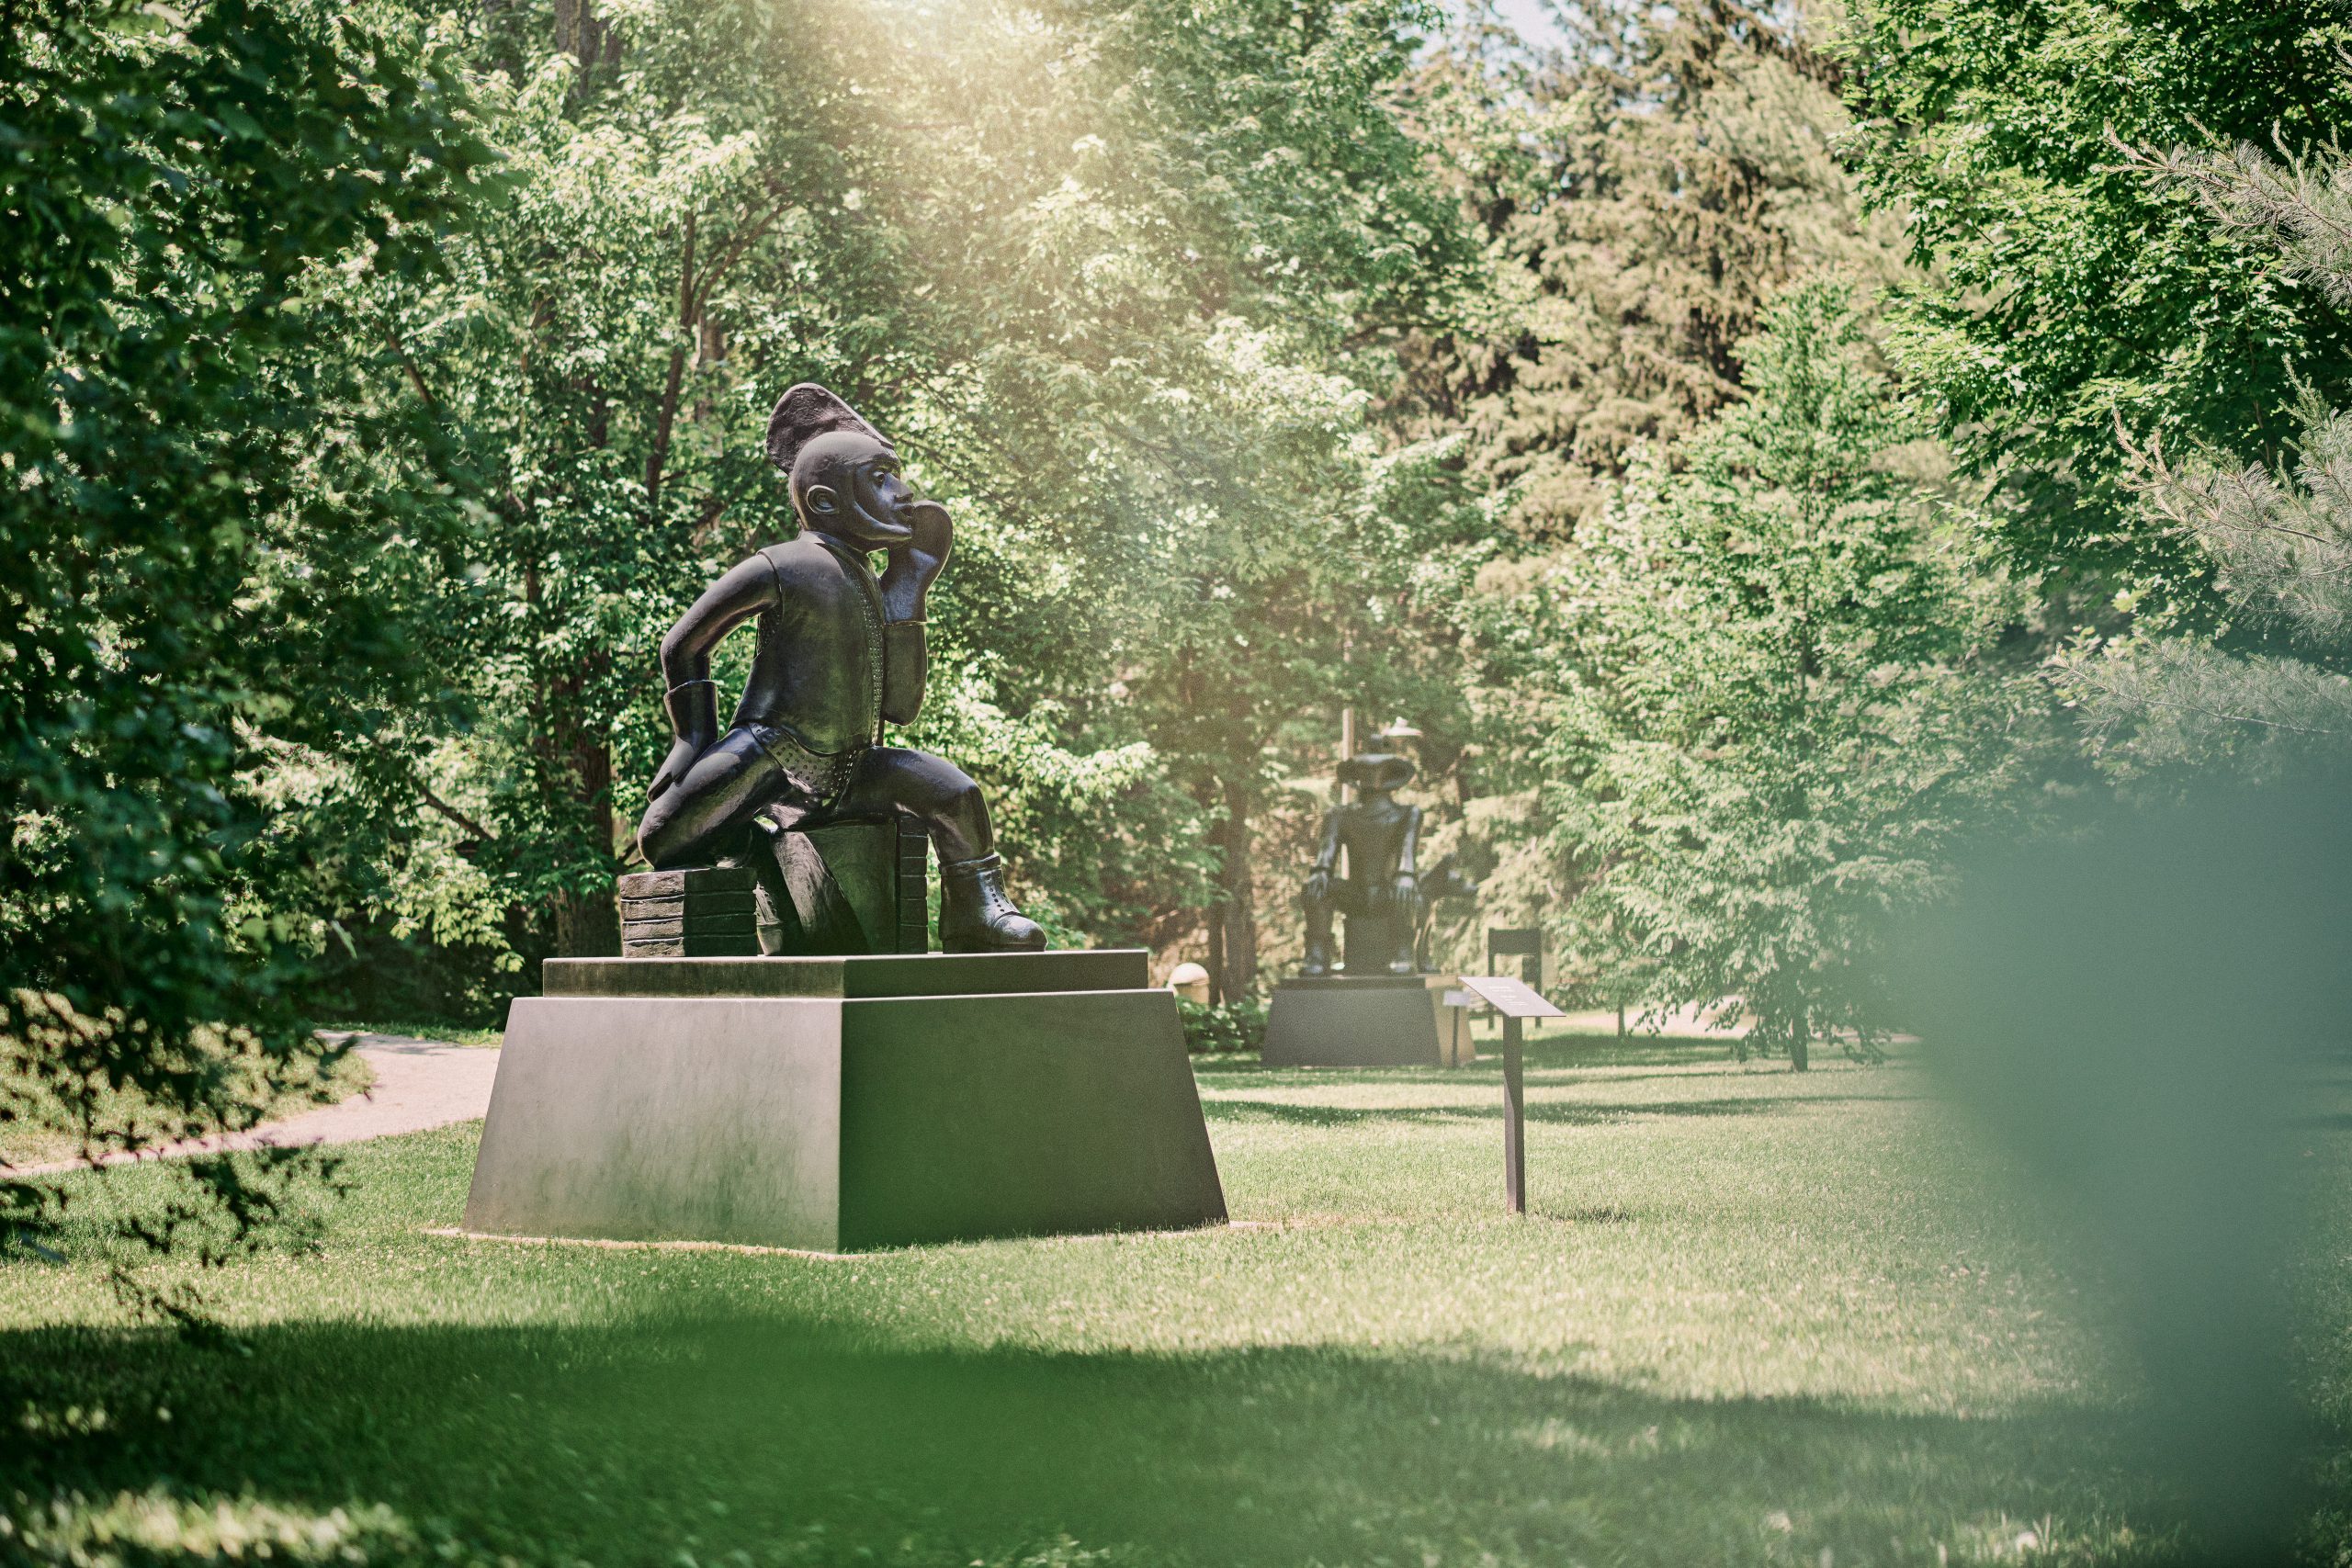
1839,0,2352,599
859,0,1489,995
2062,133,2352,773
331,0,914,964
318,0,1486,1001
1514,282,2032,1066
0,0,494,1275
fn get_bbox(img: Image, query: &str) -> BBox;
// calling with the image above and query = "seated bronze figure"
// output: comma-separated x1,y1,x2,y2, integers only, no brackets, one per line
635,384,1044,953
1301,752,1425,976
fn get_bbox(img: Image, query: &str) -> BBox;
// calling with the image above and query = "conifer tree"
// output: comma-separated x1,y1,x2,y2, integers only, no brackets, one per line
1396,3,1906,974
1514,282,2031,1066
2062,135,2352,773
1840,0,2352,592
1398,1,1897,547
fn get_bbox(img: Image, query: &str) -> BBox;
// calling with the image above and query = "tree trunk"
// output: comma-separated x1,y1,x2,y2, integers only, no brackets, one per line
1790,1032,1810,1073
555,884,617,958
1213,780,1258,1002
553,0,616,69
552,734,619,957
1205,906,1227,1006
524,573,620,959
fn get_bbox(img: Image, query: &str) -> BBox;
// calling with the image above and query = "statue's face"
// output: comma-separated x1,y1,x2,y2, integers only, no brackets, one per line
794,431,915,547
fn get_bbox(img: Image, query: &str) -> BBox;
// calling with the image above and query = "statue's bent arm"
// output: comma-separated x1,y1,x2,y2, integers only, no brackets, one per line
1395,805,1421,879
876,501,947,727
880,621,926,728
1302,806,1342,907
646,558,776,803
1311,808,1343,877
659,556,777,695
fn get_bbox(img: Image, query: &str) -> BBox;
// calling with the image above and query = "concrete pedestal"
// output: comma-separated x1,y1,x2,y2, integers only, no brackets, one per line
1261,974,1476,1067
464,951,1227,1252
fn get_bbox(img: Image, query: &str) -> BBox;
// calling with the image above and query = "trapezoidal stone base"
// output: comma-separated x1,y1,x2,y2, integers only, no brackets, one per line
1261,974,1474,1067
464,950,1227,1253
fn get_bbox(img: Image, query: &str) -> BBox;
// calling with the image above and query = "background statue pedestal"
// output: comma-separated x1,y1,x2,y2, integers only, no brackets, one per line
1261,975,1475,1068
464,950,1226,1253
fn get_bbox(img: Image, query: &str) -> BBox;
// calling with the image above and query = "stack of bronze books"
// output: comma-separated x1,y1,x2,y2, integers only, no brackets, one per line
617,866,760,957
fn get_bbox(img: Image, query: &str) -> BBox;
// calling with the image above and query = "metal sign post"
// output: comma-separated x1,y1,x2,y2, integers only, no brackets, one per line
1453,974,1566,1215
1502,1012,1526,1212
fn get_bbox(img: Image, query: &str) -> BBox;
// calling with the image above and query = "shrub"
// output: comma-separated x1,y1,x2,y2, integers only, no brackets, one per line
1175,998,1267,1055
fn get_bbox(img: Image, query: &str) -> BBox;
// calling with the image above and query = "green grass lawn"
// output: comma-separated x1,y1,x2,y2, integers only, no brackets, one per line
3,1035,2344,1567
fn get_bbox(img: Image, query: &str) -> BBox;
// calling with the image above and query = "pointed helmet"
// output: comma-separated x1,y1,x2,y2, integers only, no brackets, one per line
764,383,889,477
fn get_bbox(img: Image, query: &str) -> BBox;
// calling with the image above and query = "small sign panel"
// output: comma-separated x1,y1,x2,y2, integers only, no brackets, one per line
1454,974,1565,1020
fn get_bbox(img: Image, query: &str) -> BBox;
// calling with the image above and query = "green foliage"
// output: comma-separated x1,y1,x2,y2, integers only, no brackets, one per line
333,0,902,960
1400,1,1897,546
0,0,495,1268
0,1043,371,1171
797,0,1489,994
1173,996,1268,1055
2060,130,2352,772
1509,282,2034,1064
1839,0,2352,596
1398,2,1910,976
302,0,1489,1004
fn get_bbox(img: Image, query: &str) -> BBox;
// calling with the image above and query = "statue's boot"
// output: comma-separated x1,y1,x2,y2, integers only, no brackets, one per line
939,853,1046,952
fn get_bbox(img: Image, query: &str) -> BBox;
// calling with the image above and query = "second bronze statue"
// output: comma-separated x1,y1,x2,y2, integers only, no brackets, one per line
635,383,1045,953
1301,752,1424,976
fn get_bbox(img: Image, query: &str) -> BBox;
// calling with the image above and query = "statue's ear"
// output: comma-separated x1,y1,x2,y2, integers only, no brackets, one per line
803,482,841,516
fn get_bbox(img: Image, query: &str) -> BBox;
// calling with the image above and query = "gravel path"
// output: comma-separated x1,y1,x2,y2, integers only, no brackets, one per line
16,1033,501,1176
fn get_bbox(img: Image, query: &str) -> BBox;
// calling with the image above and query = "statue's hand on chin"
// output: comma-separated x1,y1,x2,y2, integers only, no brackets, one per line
881,500,954,620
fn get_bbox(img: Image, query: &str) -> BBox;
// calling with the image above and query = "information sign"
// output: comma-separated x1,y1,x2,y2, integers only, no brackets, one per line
1453,975,1564,1020
1453,974,1563,1214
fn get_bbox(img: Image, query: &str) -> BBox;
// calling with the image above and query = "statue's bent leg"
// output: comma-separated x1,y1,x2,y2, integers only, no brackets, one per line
635,728,792,870
827,747,1045,952
826,745,992,863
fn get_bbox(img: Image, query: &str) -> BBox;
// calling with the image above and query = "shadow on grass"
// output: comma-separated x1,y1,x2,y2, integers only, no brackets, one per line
1511,1034,1744,1069
1193,1037,1742,1081
1199,1094,1902,1129
0,1315,2176,1567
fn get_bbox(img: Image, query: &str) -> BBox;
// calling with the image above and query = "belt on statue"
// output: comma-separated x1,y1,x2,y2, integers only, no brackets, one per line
746,724,865,806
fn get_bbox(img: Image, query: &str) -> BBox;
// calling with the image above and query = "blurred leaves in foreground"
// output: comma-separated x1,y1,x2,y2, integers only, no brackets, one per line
1895,773,2352,1562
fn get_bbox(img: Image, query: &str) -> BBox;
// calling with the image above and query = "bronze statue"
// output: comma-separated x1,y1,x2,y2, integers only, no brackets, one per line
635,384,1044,953
1301,751,1425,976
